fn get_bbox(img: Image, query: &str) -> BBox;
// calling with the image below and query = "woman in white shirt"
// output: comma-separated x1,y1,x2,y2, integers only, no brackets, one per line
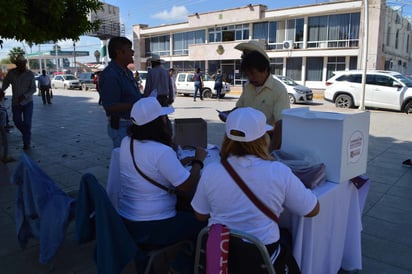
118,97,207,273
191,107,320,274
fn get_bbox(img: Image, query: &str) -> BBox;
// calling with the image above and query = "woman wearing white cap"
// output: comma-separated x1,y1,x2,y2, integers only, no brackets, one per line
118,97,207,272
191,107,320,274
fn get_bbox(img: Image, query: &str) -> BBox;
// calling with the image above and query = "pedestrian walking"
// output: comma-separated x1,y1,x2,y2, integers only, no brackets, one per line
38,70,52,105
0,55,36,150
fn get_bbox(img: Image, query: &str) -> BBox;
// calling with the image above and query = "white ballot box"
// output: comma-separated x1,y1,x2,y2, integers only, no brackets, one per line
281,107,370,183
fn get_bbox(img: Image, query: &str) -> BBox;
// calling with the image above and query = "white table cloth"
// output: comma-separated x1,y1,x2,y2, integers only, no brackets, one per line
107,145,370,274
279,178,370,274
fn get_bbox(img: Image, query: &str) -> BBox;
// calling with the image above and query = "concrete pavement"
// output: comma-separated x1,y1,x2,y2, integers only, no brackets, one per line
0,88,411,273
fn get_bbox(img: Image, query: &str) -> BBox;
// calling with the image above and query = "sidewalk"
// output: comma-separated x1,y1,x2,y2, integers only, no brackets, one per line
0,89,411,273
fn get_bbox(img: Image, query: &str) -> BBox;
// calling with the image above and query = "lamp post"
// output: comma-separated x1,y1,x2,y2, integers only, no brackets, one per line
359,0,369,111
73,42,77,76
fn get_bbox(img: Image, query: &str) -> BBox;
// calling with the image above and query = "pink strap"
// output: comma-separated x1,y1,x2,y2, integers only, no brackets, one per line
206,224,230,274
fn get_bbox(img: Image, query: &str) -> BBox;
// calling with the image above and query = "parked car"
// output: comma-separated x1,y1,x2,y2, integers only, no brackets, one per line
175,72,230,98
324,70,412,113
273,75,313,104
78,72,96,91
51,74,81,90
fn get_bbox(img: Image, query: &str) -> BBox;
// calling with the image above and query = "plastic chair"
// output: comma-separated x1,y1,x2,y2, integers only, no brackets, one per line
75,173,192,274
194,226,276,274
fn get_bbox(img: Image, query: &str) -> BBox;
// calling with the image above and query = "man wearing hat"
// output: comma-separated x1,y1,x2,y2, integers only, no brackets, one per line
143,54,174,107
220,40,290,151
0,55,36,150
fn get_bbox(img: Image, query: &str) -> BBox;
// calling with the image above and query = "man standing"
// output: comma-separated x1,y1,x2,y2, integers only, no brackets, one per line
1,55,36,150
143,54,174,106
192,68,203,101
214,69,223,100
99,37,141,148
38,70,52,105
219,41,290,151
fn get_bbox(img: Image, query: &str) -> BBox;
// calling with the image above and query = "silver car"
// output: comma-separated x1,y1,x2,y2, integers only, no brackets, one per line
51,74,81,90
273,75,313,104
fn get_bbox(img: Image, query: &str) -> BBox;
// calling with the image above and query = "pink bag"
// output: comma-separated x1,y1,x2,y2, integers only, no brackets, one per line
206,224,230,274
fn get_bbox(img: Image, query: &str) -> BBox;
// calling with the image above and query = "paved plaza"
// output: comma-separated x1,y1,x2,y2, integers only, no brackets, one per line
0,88,411,273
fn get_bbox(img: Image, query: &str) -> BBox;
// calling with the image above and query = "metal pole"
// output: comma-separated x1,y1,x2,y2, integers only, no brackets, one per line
359,0,369,111
73,42,76,76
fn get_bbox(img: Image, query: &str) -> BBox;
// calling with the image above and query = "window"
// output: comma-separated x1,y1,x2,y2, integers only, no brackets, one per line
337,74,361,83
308,13,360,48
306,57,323,81
253,21,278,49
173,30,205,55
209,24,249,42
270,58,283,75
286,57,302,80
386,27,391,46
326,57,346,80
145,35,170,57
395,29,399,49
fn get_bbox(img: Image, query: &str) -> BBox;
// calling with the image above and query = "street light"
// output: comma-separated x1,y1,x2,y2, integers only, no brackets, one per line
359,0,369,111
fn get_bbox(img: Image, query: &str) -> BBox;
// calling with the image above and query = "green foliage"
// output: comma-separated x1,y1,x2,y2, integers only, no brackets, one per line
0,0,102,44
8,47,26,64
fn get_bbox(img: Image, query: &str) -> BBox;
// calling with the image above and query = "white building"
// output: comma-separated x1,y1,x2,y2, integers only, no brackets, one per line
132,0,412,89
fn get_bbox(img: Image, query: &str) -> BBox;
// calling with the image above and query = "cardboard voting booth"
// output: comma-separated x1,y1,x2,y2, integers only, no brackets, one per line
281,107,370,183
174,118,207,148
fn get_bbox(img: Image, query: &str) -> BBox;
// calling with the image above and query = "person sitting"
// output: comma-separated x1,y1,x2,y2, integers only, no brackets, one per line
191,107,320,274
118,97,207,273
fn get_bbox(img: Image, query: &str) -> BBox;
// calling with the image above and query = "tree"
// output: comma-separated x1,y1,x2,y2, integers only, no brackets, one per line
94,50,101,62
0,0,102,44
8,47,25,64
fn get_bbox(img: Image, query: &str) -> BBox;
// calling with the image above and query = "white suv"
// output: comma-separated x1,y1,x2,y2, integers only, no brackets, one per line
324,70,412,113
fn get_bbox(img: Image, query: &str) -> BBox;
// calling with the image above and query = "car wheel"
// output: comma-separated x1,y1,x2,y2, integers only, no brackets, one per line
335,94,353,108
289,94,296,104
404,101,412,114
82,84,88,91
219,94,225,99
203,89,212,98
52,84,56,89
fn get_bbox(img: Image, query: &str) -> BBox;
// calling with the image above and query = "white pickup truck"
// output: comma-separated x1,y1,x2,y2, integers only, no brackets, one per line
175,72,230,98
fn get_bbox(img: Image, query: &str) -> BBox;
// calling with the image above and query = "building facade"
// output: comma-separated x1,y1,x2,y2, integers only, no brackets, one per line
132,0,412,89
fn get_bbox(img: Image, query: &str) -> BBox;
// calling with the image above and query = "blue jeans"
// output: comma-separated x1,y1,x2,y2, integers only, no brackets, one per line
193,81,203,100
12,101,33,146
107,120,131,148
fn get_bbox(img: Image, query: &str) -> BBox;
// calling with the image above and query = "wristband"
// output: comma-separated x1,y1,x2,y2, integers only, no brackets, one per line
191,159,204,169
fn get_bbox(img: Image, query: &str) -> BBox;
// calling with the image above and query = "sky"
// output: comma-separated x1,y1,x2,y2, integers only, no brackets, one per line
1,0,411,64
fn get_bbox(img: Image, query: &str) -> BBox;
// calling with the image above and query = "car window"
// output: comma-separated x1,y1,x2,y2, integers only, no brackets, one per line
276,75,298,86
337,74,362,83
393,74,412,87
55,76,62,81
177,74,186,82
374,75,394,87
203,74,211,81
138,72,147,80
187,73,194,82
65,75,77,80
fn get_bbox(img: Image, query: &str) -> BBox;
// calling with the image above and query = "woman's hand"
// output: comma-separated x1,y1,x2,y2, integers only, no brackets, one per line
194,147,207,162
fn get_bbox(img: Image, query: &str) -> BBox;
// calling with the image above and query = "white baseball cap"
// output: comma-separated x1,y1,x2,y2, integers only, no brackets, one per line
130,97,174,126
234,40,270,62
226,107,273,142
